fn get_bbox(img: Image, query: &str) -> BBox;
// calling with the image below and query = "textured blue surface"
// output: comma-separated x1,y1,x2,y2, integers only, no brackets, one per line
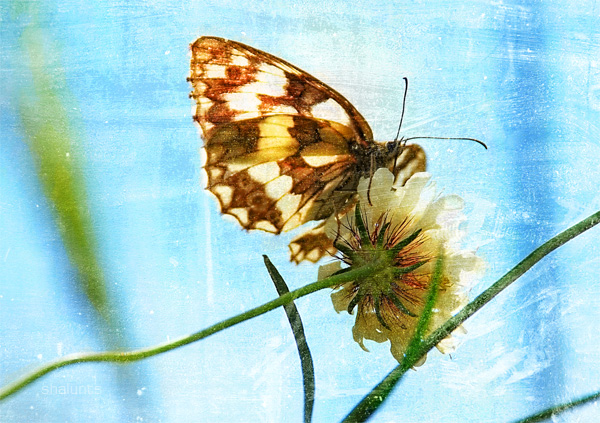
2,1,600,421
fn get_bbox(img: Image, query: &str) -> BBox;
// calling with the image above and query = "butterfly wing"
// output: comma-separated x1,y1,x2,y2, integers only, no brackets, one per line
190,36,374,234
203,114,360,233
288,221,337,264
189,36,426,262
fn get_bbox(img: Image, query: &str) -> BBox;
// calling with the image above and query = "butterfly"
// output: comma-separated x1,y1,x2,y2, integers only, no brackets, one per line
188,36,426,263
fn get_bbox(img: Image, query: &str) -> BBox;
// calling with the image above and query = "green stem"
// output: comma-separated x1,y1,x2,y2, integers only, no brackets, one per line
343,210,600,422
0,263,379,402
512,390,600,423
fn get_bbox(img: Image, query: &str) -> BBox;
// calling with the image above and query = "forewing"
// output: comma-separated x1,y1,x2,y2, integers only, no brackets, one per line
189,36,373,146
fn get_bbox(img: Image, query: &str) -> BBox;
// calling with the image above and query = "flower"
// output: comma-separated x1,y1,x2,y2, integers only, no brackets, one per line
320,169,485,365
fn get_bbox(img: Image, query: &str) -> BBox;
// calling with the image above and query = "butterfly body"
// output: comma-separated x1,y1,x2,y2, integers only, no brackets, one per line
189,36,425,261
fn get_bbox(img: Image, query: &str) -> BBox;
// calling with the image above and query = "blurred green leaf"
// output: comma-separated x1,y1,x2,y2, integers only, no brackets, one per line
17,13,119,343
13,6,151,418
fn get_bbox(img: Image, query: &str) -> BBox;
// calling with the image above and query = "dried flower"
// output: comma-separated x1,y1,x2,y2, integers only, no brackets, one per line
320,169,484,364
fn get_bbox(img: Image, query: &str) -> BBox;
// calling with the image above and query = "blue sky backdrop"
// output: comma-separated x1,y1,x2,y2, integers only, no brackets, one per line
1,0,600,421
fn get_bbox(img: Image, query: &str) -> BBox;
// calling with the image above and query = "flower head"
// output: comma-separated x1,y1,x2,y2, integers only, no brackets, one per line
320,169,484,364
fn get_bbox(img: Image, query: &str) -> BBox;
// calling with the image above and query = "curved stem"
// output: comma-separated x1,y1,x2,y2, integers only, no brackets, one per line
0,263,380,401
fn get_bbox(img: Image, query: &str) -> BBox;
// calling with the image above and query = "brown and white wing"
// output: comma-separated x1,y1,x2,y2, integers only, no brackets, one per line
394,143,427,186
189,36,374,146
189,36,427,263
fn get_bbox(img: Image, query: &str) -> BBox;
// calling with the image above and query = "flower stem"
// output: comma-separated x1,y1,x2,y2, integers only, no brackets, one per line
511,390,600,423
0,262,380,401
343,210,600,422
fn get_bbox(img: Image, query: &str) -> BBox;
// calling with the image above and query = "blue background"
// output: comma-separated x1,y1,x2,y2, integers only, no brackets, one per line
2,0,600,421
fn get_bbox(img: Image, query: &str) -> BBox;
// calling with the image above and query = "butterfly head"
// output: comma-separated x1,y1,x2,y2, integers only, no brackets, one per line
364,140,426,187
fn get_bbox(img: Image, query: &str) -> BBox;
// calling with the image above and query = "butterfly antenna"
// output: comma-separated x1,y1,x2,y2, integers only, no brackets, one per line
393,79,487,151
403,136,488,150
391,77,410,180
394,77,409,143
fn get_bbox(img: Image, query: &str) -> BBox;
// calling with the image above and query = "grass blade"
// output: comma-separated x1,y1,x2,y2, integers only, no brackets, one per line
341,210,600,422
1,211,598,403
263,255,315,423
